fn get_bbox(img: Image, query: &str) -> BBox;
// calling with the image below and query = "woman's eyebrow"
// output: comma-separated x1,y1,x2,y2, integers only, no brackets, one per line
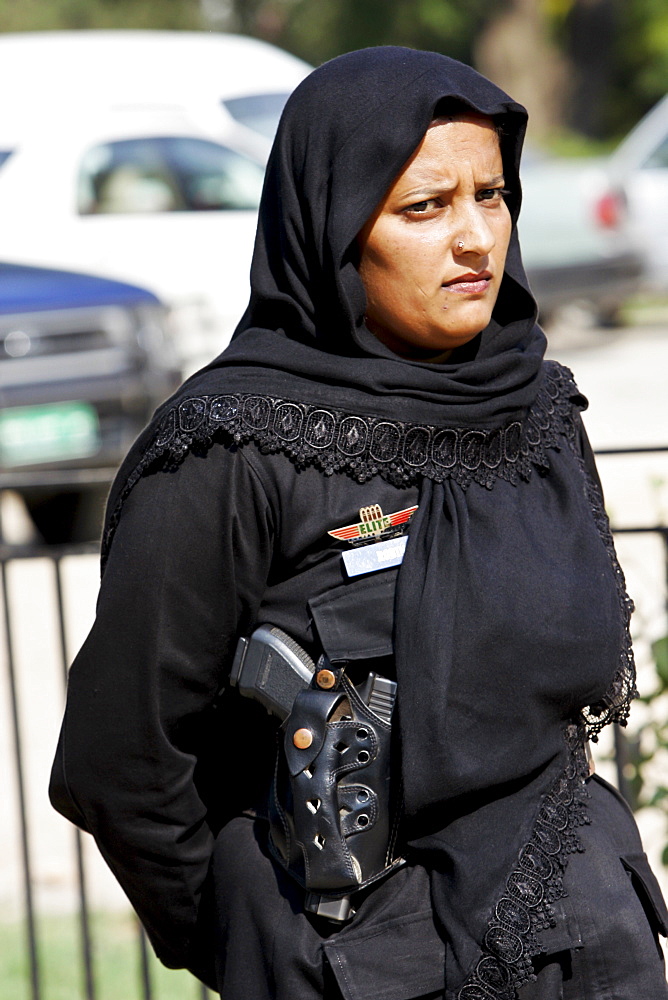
399,173,506,201
398,176,458,199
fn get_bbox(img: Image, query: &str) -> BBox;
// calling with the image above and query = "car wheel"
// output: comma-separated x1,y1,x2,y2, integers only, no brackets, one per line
595,303,624,328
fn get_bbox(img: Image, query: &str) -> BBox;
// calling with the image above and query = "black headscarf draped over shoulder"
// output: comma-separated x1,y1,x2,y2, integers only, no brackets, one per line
103,48,636,999
107,44,543,474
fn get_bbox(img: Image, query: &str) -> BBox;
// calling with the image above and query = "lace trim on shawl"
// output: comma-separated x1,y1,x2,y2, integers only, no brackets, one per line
454,724,591,1000
103,360,576,558
565,437,638,739
152,362,576,490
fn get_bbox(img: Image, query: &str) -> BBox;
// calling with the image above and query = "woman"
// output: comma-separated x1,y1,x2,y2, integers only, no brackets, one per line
50,47,668,999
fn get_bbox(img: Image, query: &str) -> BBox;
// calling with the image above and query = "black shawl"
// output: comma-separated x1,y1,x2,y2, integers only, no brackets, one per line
103,47,635,997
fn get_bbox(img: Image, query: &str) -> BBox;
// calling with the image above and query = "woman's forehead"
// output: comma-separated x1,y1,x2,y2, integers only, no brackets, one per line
392,120,503,187
429,111,497,130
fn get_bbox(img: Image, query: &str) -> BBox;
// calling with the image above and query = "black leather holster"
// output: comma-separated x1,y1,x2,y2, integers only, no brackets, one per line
268,672,403,896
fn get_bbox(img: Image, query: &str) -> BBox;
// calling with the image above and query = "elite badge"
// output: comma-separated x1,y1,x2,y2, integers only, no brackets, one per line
328,504,418,545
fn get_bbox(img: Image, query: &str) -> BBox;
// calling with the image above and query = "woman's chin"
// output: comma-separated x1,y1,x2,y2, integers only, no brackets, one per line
443,302,495,339
367,305,494,359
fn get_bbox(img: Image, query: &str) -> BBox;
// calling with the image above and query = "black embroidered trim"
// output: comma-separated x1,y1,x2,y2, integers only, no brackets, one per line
102,361,578,562
150,362,577,490
454,724,591,1000
566,441,638,739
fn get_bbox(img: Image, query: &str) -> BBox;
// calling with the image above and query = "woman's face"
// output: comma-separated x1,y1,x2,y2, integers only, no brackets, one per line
357,115,512,362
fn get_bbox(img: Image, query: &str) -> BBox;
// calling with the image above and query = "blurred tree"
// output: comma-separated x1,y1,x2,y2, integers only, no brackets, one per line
611,0,668,131
548,0,668,139
0,0,202,32
223,0,496,68
474,0,568,142
563,0,617,139
1,0,666,141
238,0,667,142
231,0,568,142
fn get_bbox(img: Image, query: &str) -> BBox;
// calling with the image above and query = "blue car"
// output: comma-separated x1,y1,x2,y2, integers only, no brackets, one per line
0,262,180,543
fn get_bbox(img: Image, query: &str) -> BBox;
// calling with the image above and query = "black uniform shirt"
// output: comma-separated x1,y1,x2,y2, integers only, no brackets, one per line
50,437,421,982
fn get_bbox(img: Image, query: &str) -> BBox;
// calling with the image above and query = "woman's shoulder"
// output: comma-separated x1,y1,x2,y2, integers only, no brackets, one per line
101,432,282,573
541,358,586,407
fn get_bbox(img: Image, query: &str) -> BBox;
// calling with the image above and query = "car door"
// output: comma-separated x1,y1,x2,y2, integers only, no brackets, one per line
0,109,265,374
623,131,668,289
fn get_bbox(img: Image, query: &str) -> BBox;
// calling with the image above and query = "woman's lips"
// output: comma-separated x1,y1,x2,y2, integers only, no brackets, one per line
443,273,492,294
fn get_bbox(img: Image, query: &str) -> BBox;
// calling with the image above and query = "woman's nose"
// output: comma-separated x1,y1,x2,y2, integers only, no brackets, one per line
453,204,495,257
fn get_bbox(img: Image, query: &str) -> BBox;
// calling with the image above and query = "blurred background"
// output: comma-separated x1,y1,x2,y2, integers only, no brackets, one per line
0,1,667,997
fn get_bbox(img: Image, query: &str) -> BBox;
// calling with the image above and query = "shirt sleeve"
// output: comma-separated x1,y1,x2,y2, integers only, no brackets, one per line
49,443,274,987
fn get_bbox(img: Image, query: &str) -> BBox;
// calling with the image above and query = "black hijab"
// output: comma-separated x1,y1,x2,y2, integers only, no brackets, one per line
118,47,543,431
104,47,634,997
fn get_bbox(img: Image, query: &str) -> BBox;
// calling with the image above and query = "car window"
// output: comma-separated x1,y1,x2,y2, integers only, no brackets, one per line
222,93,291,139
0,150,13,170
77,136,265,215
644,134,668,170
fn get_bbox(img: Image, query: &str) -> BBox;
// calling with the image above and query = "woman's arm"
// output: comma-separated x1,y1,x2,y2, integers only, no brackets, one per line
576,410,605,500
49,443,274,986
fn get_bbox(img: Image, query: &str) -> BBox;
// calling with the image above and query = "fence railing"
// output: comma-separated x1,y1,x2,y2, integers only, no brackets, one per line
3,543,96,1000
2,446,668,1000
1,535,212,1000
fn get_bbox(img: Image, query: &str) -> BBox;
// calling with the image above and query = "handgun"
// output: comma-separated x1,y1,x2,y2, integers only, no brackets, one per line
229,624,396,723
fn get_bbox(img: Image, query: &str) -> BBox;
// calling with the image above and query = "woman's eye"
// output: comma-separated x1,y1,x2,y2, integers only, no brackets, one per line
477,187,510,203
404,199,439,215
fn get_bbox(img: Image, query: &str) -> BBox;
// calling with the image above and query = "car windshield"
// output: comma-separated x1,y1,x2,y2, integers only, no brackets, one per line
645,134,668,169
222,93,291,139
78,136,265,214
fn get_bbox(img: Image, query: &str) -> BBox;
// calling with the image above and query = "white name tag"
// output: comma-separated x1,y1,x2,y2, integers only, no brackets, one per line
342,536,408,578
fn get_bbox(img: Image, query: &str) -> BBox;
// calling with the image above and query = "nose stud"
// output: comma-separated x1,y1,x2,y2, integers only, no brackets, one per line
456,241,465,251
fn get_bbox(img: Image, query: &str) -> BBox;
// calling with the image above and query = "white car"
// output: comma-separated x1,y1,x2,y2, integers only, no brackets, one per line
519,148,643,325
0,31,311,374
606,94,668,291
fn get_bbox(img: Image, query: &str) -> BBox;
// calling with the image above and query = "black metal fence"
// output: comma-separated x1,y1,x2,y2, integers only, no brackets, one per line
1,538,213,1000
2,447,668,1000
0,500,214,999
3,541,93,1000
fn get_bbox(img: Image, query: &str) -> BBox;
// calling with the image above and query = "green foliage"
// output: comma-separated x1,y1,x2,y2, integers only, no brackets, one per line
620,0,668,104
543,130,619,157
265,0,500,68
544,0,575,17
261,0,667,141
617,631,668,858
0,0,202,33
653,634,668,691
0,0,666,141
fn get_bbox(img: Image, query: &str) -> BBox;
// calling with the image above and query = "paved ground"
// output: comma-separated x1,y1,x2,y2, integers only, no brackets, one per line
1,318,667,929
